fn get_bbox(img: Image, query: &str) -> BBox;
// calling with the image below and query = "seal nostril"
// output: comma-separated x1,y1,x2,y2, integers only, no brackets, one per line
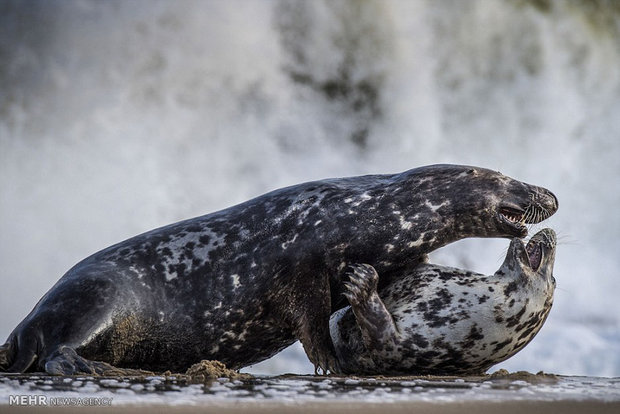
550,191,559,211
539,189,559,212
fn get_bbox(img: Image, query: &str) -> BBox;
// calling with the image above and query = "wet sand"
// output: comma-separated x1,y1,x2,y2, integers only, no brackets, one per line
2,371,619,413
4,400,620,414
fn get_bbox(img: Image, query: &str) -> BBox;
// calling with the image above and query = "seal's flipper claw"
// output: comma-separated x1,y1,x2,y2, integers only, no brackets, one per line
300,328,341,375
45,346,100,375
315,351,340,375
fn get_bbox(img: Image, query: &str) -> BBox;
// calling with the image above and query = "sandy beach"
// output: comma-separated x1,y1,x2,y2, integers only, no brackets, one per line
2,372,619,414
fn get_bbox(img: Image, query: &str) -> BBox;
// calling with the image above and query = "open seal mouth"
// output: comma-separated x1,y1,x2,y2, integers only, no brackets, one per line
499,202,556,238
498,207,530,237
525,237,543,271
523,228,556,272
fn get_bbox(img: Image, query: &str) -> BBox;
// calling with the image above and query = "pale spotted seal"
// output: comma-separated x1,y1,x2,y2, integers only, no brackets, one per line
0,165,557,375
330,228,557,375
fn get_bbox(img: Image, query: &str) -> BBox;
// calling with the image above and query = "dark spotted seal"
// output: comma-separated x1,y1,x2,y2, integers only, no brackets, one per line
0,165,557,375
330,228,557,375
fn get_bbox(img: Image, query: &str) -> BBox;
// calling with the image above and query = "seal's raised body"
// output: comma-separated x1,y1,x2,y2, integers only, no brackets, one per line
0,165,557,375
330,229,557,375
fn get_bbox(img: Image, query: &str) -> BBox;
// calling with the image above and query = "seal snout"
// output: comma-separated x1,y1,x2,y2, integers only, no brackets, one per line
497,187,558,238
525,188,559,224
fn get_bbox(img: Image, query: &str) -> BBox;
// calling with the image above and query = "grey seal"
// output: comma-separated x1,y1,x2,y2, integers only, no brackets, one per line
0,165,557,375
330,228,557,375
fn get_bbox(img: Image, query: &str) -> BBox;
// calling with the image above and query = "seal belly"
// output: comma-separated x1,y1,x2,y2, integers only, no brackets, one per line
76,305,296,372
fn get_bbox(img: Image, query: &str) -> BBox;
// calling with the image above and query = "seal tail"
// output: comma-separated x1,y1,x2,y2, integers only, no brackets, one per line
0,335,37,373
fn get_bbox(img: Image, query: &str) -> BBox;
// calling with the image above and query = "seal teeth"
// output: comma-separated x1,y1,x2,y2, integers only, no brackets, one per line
503,211,523,224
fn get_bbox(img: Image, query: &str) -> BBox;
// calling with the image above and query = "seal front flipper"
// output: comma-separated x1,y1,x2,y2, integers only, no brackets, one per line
282,263,340,375
44,346,150,376
294,295,341,375
343,264,402,366
297,321,340,375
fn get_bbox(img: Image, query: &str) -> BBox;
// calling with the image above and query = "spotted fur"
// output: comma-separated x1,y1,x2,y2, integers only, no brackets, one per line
0,165,557,375
330,229,557,375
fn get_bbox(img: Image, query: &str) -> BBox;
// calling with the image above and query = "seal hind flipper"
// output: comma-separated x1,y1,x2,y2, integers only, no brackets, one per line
343,264,402,366
1,334,38,373
0,342,12,370
44,346,150,376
